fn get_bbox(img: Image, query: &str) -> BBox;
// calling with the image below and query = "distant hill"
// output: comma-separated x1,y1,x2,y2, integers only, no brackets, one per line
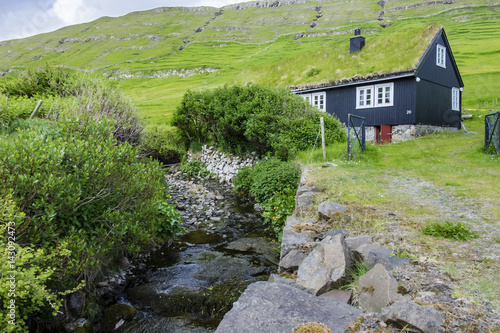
1,0,499,123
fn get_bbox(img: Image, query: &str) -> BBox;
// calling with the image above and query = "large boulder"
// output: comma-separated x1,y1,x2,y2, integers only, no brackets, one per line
215,281,361,333
358,263,406,312
381,301,445,333
296,234,351,295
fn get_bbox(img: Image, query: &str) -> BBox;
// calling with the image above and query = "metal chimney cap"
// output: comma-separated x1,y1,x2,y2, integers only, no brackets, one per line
354,28,361,36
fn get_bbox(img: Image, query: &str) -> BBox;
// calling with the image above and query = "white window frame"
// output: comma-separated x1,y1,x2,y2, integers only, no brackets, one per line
356,82,393,109
436,44,446,68
452,87,460,111
311,92,326,112
356,86,373,109
375,82,394,107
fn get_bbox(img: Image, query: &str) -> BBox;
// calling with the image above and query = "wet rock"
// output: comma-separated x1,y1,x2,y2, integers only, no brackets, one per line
317,201,348,220
296,234,351,295
358,263,406,312
225,237,278,264
119,256,130,269
215,281,361,333
101,303,137,331
195,256,266,285
64,318,92,333
67,290,86,317
381,301,445,333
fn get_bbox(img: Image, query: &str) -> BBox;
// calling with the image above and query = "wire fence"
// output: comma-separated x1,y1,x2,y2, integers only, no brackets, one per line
347,114,365,160
485,111,500,154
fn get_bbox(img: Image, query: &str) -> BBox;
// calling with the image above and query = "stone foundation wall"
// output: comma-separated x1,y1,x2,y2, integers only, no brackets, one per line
198,145,259,184
365,125,459,143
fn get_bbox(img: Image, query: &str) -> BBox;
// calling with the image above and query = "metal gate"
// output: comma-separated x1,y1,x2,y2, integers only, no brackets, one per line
485,111,500,154
347,114,366,159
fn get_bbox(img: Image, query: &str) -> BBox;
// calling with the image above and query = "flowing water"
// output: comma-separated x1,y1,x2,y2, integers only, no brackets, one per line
116,173,279,332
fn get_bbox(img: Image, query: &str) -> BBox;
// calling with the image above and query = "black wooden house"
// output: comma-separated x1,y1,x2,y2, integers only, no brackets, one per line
293,26,464,143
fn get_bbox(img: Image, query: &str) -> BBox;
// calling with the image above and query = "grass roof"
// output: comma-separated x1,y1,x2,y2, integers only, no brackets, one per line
242,23,444,91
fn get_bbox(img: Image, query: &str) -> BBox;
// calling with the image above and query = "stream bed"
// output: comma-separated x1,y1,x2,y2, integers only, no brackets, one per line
116,172,279,332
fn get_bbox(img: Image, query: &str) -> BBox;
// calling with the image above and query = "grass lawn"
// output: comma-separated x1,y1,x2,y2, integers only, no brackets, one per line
296,110,500,312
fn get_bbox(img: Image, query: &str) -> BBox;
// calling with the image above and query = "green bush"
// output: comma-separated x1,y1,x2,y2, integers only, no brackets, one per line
0,115,182,272
232,165,254,195
141,125,187,164
422,221,478,241
0,194,83,333
180,159,211,179
250,159,301,203
1,66,143,145
173,84,346,160
261,188,296,241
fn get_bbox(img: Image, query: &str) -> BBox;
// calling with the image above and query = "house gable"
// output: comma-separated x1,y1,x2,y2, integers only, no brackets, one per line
416,28,464,89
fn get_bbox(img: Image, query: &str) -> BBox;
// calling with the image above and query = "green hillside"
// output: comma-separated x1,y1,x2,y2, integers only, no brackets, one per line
0,0,499,124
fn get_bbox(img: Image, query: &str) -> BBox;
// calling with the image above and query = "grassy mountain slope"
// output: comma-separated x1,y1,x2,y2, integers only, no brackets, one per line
0,0,499,123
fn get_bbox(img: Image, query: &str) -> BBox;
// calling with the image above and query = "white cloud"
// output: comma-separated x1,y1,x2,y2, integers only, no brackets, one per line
49,0,100,26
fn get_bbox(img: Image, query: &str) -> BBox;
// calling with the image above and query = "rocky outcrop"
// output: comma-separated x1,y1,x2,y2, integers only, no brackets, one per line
198,145,259,184
215,281,361,333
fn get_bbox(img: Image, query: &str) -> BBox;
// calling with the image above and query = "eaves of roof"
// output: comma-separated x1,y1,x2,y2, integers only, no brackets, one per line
290,70,416,93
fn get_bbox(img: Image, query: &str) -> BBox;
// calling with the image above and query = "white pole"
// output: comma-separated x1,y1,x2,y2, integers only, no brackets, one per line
320,117,326,161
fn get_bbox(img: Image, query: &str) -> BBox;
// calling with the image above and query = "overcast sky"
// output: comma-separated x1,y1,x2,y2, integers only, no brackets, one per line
0,0,244,42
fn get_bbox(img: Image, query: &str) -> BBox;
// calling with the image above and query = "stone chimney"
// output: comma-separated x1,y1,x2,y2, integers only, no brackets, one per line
350,29,365,54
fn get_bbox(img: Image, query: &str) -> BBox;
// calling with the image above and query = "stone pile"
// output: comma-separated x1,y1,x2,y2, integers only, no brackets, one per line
216,183,446,333
197,145,259,184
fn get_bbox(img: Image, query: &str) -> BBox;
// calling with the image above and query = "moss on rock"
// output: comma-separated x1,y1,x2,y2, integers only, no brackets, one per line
292,322,332,333
101,303,137,331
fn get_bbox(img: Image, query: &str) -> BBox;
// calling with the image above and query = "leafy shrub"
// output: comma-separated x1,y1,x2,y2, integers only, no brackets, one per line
422,221,478,240
0,194,83,333
250,159,301,203
1,66,143,145
0,115,182,273
141,125,187,164
173,84,346,160
232,166,254,195
180,159,211,179
261,188,296,241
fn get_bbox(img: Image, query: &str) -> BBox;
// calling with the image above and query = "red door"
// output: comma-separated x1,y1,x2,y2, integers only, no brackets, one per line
380,125,392,144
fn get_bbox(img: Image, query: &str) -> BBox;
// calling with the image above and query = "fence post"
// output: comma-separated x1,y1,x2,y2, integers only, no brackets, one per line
320,117,326,161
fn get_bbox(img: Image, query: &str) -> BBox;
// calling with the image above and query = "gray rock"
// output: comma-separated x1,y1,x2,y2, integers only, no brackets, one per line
318,201,348,220
353,243,410,270
268,274,310,293
358,263,406,312
280,216,316,259
295,192,314,210
322,162,338,168
295,185,324,197
381,301,445,333
316,228,347,241
215,281,361,333
279,249,307,273
296,235,351,295
101,303,137,331
319,289,352,304
345,235,372,251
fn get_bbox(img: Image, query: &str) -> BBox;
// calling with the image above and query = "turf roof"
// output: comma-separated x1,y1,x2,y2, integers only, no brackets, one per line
289,23,443,91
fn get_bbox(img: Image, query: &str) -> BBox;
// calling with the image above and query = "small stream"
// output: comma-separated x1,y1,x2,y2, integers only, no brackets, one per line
117,172,279,332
